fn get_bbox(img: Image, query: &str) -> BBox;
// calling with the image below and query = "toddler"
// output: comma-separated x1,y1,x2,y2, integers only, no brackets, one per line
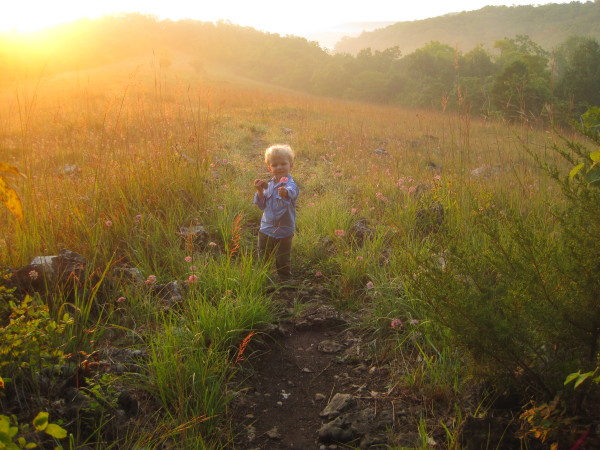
253,144,299,280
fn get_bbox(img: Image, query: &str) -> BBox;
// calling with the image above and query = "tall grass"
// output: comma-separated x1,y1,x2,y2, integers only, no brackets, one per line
1,58,590,447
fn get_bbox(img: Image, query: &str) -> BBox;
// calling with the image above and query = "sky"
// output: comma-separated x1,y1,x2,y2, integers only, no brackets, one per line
1,0,584,37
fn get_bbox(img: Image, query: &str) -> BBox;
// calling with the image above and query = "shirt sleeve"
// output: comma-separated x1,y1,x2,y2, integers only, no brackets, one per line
279,180,298,201
253,192,266,210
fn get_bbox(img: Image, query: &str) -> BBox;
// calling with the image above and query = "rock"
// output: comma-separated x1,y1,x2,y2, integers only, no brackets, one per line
294,305,345,330
318,416,357,443
57,164,80,176
320,393,355,419
117,390,139,416
471,165,501,178
246,424,256,442
348,218,374,246
9,249,88,294
266,427,281,440
317,340,344,354
427,160,442,172
374,148,388,156
151,280,186,308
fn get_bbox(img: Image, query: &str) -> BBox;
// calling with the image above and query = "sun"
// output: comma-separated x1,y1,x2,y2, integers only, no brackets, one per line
0,3,89,32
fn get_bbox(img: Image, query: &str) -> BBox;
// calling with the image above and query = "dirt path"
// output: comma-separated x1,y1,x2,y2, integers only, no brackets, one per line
229,285,422,449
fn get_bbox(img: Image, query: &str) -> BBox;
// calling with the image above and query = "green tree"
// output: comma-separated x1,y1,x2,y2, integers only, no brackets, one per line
492,35,553,122
554,36,600,114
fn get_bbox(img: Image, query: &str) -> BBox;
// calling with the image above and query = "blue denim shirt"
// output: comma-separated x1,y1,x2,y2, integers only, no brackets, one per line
253,175,299,238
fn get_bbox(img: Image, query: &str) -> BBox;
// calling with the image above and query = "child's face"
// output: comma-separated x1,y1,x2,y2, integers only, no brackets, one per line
268,155,293,179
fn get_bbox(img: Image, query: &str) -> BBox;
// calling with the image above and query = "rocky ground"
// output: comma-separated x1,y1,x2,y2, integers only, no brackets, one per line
228,283,435,450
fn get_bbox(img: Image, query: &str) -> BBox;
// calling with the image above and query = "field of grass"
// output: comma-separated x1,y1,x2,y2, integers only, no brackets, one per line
1,57,598,448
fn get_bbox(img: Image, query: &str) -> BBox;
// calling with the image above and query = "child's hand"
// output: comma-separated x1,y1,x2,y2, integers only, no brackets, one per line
254,179,268,191
278,187,289,198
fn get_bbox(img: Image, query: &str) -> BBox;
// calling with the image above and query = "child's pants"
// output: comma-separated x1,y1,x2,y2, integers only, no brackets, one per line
257,232,293,279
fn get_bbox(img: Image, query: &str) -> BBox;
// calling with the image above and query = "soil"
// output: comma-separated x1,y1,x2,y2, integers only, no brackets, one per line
228,283,425,450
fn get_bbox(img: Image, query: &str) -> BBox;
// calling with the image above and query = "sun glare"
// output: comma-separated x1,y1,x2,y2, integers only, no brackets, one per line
1,5,88,33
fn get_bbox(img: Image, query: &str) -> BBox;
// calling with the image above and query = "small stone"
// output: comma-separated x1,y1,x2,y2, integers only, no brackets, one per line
317,340,344,353
302,367,313,373
320,393,355,419
246,425,256,442
276,401,283,406
245,414,255,419
266,427,281,440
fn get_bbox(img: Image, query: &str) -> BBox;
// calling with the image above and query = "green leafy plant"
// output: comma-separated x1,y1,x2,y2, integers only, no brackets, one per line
0,295,72,375
0,412,68,449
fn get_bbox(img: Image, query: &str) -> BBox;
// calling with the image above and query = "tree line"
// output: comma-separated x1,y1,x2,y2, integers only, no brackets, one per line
1,14,599,125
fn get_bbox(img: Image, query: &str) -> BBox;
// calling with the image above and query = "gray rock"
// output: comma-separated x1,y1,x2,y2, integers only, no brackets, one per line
320,393,355,419
317,340,344,354
266,427,281,440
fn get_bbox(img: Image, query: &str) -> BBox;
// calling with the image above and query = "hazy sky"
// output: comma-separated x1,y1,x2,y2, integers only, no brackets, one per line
2,1,586,35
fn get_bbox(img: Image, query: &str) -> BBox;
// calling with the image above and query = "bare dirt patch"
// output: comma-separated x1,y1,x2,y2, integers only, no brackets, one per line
228,286,422,449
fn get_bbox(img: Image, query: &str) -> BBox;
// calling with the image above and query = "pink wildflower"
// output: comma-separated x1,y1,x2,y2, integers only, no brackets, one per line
104,220,113,227
145,275,157,285
433,174,441,181
187,274,199,284
28,270,39,280
366,281,374,289
375,192,389,202
185,256,193,262
189,265,197,271
218,206,224,210
409,319,420,325
315,271,323,277
208,241,217,247
351,208,358,214
117,296,126,303
134,214,143,223
356,256,363,261
408,186,416,194
391,318,403,329
334,229,345,237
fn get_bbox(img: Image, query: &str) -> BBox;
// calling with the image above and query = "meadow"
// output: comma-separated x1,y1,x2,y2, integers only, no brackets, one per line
1,57,598,448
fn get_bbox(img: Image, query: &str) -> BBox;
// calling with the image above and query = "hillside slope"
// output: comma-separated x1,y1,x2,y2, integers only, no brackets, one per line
334,2,600,55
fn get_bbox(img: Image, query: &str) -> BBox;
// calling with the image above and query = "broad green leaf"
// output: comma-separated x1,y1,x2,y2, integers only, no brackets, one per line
574,372,593,389
25,442,38,448
569,163,584,181
32,412,48,432
585,165,600,186
8,426,17,439
44,423,67,439
564,371,580,385
0,417,10,444
590,151,600,162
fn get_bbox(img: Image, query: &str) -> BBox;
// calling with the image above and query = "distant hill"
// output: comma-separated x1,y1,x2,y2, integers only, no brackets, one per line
334,2,600,55
302,21,396,50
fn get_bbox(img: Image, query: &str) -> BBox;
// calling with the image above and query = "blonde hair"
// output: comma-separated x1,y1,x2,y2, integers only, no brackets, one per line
264,144,295,165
